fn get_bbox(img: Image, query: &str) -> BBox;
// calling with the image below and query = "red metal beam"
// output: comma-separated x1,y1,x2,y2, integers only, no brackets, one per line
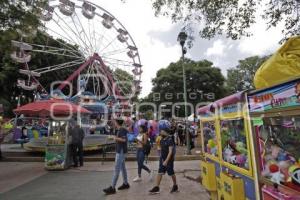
58,54,96,90
94,54,122,98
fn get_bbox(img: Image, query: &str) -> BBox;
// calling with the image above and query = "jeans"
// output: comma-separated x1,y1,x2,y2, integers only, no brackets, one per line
136,148,150,177
112,150,128,188
71,143,83,166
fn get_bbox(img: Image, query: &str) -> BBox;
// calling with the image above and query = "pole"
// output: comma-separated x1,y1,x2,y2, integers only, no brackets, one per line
181,45,191,155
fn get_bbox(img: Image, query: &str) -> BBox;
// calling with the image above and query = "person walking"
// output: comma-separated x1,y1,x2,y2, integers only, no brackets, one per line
70,123,85,167
177,123,184,146
103,118,130,195
149,128,178,194
133,125,153,182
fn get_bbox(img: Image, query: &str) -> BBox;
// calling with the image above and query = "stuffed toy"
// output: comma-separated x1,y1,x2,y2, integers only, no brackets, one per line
229,155,237,165
207,139,217,155
223,145,233,162
236,154,247,167
235,142,248,155
269,164,285,185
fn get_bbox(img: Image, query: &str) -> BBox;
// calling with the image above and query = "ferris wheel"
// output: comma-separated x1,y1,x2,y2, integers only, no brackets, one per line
11,0,142,102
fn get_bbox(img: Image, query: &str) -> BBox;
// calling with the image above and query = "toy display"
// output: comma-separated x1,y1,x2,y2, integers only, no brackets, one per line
255,116,300,192
221,119,249,169
203,121,218,157
248,78,300,199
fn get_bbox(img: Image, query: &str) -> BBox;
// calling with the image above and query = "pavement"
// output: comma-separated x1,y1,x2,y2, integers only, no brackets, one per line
1,143,203,162
0,160,209,200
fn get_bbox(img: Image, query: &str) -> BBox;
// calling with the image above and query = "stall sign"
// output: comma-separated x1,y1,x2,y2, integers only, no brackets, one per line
248,80,300,112
219,103,243,115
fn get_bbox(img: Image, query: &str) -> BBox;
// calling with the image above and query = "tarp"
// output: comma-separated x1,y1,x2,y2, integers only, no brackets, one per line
254,36,300,89
14,99,91,117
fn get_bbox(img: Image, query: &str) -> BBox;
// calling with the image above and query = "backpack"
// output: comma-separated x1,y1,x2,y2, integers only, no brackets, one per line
143,138,152,156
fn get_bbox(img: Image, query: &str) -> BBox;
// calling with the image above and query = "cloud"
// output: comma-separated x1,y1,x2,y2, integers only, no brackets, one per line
57,0,284,98
205,39,226,57
237,23,282,56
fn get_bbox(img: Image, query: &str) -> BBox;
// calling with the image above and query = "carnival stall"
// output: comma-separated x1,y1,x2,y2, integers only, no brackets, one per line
14,99,91,170
199,92,258,200
248,77,300,199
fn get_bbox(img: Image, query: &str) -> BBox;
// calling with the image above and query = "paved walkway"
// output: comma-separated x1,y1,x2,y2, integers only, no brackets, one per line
0,161,209,200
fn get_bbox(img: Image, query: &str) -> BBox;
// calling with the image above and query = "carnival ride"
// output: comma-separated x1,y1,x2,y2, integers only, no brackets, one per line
11,0,142,104
10,0,142,152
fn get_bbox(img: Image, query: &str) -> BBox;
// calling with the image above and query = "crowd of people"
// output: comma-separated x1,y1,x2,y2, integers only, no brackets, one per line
101,117,199,195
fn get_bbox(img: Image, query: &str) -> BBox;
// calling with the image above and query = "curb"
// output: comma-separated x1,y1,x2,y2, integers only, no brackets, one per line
1,155,204,162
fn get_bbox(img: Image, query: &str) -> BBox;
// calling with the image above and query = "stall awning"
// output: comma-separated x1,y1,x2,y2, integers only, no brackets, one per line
197,91,246,115
214,91,245,107
14,99,91,117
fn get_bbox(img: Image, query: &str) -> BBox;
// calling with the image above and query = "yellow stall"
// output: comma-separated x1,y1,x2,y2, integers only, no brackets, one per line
199,92,259,200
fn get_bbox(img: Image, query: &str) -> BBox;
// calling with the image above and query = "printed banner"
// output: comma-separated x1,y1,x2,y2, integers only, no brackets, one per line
248,79,300,112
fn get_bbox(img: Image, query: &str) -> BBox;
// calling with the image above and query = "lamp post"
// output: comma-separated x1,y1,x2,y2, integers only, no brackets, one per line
177,31,191,155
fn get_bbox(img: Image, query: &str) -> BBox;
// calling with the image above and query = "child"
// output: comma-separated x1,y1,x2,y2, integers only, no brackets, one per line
149,128,178,194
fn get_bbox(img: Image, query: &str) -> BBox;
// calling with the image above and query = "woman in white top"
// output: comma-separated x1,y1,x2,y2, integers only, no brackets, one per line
133,125,153,182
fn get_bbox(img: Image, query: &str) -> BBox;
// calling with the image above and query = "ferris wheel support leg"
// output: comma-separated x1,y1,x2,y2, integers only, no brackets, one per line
94,54,122,98
58,55,96,91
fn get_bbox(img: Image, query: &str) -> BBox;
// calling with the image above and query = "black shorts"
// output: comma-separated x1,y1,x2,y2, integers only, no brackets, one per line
158,158,174,176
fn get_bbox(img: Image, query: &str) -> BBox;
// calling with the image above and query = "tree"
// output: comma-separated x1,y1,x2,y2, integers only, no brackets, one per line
226,55,269,93
0,1,83,117
143,59,227,117
149,0,300,42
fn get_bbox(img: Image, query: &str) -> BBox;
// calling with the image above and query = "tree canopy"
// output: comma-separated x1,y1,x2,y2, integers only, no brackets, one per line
141,59,227,117
150,0,300,42
226,55,269,93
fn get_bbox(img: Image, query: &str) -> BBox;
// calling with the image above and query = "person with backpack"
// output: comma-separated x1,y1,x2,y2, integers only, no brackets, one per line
149,125,178,194
133,124,153,182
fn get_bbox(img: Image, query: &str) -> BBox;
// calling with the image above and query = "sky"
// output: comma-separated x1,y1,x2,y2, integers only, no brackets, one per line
89,0,284,97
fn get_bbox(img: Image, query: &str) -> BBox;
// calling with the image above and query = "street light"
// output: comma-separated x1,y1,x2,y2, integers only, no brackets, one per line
177,31,191,155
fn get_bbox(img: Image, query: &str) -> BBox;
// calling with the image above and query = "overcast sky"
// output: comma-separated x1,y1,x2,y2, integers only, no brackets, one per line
92,0,283,97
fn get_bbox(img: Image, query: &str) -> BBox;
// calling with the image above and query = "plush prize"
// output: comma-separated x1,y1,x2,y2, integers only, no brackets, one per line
207,139,217,155
223,146,233,162
285,165,300,191
235,142,248,155
277,149,288,162
229,155,237,165
271,145,281,159
269,164,285,185
236,154,247,167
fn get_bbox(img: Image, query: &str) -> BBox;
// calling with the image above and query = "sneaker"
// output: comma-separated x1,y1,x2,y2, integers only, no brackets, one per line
118,183,130,190
170,185,179,193
149,186,160,194
103,186,116,195
133,176,142,182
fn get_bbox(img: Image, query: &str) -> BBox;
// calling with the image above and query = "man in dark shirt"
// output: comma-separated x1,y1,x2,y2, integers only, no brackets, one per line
149,128,178,194
70,124,85,167
103,118,130,195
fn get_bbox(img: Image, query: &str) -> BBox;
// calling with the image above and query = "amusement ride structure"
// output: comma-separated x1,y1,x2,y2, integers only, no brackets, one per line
11,0,142,112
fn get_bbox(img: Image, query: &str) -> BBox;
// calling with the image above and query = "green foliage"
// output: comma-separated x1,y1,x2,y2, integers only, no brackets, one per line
0,0,80,117
142,58,227,116
226,55,269,93
150,0,300,42
113,68,138,101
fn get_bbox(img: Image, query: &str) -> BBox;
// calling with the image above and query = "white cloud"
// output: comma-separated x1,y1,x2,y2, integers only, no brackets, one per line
205,39,226,57
48,0,286,98
87,0,180,97
237,23,282,56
